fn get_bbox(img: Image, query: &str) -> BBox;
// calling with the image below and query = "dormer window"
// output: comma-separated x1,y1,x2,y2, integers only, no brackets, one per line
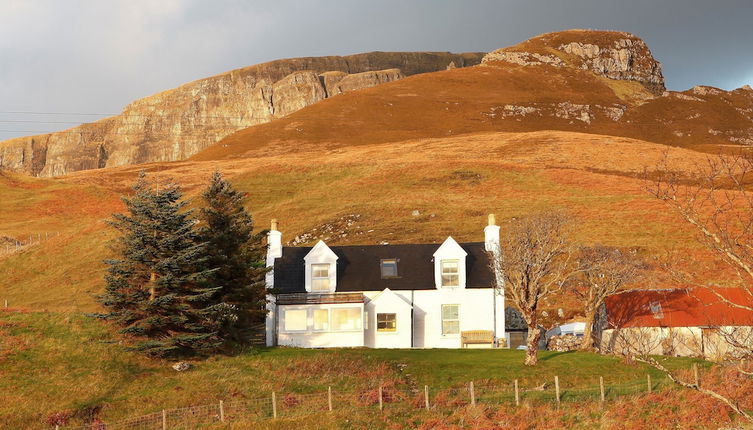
441,260,459,287
311,264,331,291
381,259,398,278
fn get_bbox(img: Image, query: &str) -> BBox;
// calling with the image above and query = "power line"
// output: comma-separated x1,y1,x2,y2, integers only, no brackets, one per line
0,110,270,120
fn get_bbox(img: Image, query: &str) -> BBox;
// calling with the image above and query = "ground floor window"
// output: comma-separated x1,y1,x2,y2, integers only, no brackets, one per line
332,307,362,331
284,309,307,331
313,309,329,331
441,304,460,335
377,313,397,332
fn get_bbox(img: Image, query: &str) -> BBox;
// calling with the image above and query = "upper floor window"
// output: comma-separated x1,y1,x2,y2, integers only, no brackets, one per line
311,264,330,291
441,259,459,287
381,259,398,278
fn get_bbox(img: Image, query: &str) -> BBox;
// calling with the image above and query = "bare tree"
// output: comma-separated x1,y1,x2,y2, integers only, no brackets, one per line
489,212,574,366
637,151,753,423
572,246,641,351
647,152,753,313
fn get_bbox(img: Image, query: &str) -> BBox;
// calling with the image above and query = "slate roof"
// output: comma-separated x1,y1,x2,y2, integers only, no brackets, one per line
272,242,494,293
604,287,753,328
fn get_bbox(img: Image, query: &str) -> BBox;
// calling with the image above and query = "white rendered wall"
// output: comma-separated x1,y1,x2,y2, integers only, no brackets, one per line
365,289,413,348
277,303,364,348
364,288,504,349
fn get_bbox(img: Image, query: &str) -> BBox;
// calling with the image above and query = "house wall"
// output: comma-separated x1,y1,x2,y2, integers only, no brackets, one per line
601,326,753,360
277,303,364,348
364,288,505,349
365,292,413,349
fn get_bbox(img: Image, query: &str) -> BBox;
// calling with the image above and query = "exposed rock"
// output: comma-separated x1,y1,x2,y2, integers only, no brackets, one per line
742,85,753,91
172,362,191,372
691,85,723,96
482,30,665,95
272,71,326,117
288,213,364,246
482,51,565,67
324,69,404,97
0,51,483,177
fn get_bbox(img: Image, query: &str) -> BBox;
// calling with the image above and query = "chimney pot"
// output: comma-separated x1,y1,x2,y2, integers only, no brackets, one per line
488,214,496,226
271,218,278,231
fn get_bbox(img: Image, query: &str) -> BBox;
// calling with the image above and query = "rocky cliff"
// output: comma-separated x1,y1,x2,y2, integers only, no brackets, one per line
0,51,483,177
482,29,665,94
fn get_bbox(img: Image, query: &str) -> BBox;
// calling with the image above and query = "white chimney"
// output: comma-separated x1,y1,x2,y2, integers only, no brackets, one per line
267,219,282,262
484,214,500,252
266,219,282,289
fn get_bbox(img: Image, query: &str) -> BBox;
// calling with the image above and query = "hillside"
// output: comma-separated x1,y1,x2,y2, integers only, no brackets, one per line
195,30,753,161
0,51,483,177
0,130,738,312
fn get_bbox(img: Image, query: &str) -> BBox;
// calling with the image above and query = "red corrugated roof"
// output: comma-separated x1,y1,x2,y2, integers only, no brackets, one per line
605,287,753,328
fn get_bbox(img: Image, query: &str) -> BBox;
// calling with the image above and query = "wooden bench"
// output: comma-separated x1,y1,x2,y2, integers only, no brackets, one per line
461,330,495,348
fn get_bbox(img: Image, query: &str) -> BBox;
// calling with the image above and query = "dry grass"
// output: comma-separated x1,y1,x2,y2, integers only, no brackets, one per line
0,130,740,311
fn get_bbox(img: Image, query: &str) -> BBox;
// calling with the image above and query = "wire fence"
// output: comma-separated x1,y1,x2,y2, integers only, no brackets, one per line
44,375,671,429
0,232,59,258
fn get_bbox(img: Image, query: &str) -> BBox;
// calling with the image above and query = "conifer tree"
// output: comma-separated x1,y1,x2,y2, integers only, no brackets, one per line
99,172,220,357
197,171,268,344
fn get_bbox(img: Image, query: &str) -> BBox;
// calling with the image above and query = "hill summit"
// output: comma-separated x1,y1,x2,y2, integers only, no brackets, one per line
482,29,665,94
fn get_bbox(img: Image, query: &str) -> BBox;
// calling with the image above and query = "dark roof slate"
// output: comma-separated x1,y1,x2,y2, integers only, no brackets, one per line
273,242,494,293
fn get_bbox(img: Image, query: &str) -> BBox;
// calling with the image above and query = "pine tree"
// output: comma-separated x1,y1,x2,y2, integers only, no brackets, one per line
198,171,268,345
98,172,221,357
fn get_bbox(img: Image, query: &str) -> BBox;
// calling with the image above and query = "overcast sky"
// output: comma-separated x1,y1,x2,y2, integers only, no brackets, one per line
1,0,752,139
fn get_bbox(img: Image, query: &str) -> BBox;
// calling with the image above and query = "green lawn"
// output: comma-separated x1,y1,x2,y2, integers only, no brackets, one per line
0,311,706,429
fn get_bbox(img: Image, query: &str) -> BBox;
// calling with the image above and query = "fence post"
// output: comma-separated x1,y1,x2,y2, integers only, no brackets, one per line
424,385,430,410
219,400,224,422
599,376,605,404
647,374,652,394
693,363,700,387
554,376,560,407
328,386,333,412
514,379,520,406
379,386,383,411
162,409,167,430
272,392,277,419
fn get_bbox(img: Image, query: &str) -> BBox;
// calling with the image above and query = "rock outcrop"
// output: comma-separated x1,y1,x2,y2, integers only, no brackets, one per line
0,51,483,177
483,30,665,95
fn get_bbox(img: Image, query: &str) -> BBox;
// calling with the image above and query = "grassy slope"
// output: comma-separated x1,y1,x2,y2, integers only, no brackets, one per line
0,310,705,429
0,131,737,312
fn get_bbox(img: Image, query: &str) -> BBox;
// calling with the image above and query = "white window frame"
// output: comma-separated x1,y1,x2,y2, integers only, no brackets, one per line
283,309,308,332
331,307,363,331
441,304,460,336
377,313,397,332
311,264,331,292
441,259,460,287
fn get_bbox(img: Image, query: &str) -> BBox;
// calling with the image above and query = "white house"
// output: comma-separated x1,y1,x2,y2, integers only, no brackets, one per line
264,216,506,348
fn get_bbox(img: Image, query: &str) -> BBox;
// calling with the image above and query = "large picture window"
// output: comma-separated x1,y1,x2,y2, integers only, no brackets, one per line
312,264,330,291
441,260,459,287
284,309,307,331
332,307,362,331
377,313,397,332
441,304,460,335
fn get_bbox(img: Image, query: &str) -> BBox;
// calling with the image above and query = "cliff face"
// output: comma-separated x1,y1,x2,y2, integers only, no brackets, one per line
0,51,483,177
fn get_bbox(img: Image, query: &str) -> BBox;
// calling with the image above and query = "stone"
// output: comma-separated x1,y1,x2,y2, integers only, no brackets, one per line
324,69,404,97
547,334,582,352
172,362,191,372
